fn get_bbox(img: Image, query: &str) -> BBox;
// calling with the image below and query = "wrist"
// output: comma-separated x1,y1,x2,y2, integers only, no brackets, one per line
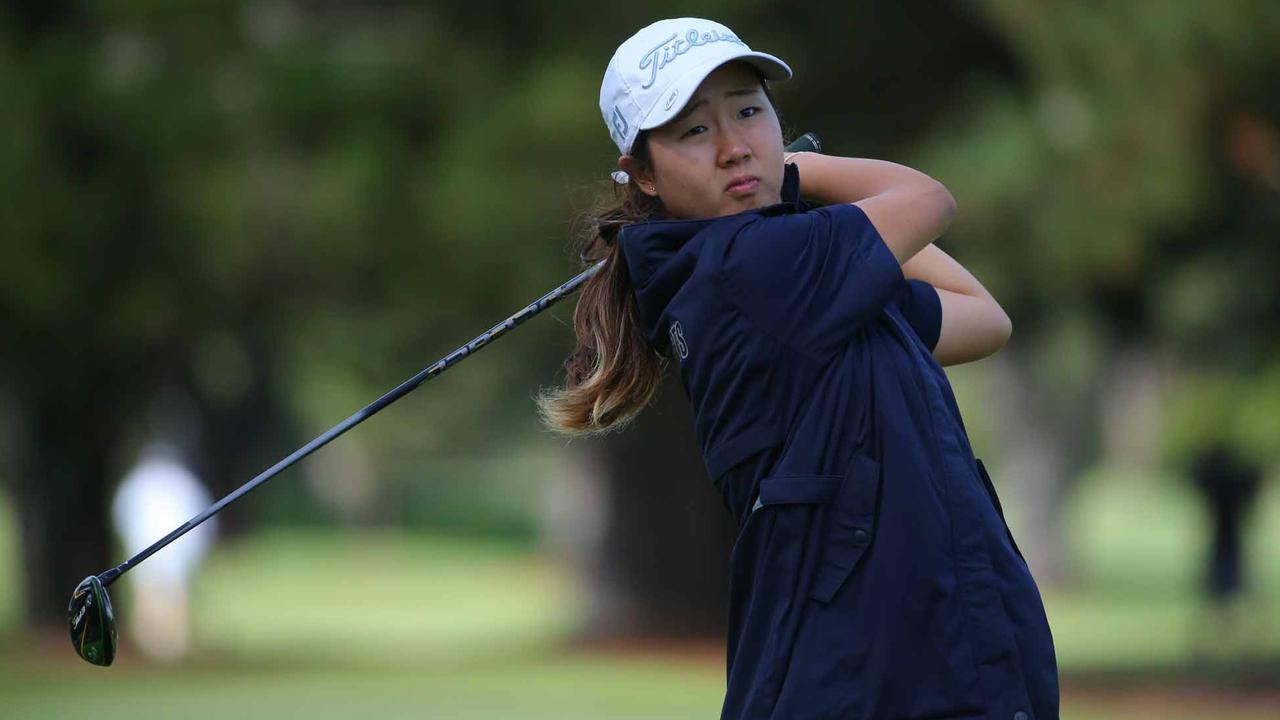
783,151,813,201
783,150,808,165
791,154,906,206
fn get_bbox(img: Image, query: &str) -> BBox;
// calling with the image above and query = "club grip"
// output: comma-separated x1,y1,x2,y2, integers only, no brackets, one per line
785,132,822,154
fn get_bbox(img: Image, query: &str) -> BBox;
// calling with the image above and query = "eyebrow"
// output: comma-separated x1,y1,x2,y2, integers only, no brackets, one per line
670,87,761,124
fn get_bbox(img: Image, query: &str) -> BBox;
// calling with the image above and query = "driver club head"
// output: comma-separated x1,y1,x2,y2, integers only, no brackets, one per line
69,575,117,666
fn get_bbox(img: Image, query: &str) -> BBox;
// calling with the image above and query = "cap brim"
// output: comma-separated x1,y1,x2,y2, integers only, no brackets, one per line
637,51,793,133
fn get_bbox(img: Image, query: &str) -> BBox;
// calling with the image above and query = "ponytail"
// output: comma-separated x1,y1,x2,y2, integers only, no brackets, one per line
538,133,667,435
540,71,782,435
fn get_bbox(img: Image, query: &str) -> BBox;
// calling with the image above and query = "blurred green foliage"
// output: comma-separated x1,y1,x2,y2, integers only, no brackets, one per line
1,0,1278,630
3,0,1275,499
914,0,1280,465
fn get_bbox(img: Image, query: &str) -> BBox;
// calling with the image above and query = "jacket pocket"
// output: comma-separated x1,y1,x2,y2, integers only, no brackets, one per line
975,458,1026,564
731,474,841,715
811,452,881,603
753,474,842,509
745,473,842,610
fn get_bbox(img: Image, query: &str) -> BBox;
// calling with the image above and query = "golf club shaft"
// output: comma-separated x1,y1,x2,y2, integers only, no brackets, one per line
97,263,603,587
95,131,824,588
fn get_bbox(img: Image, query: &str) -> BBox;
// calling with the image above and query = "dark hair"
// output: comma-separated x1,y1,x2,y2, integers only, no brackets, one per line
538,72,779,435
536,130,665,435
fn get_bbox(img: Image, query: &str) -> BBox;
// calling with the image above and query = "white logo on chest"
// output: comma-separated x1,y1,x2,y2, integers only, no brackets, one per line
669,320,689,360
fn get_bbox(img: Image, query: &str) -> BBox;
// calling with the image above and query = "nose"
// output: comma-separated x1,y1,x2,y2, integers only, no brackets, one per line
717,126,751,166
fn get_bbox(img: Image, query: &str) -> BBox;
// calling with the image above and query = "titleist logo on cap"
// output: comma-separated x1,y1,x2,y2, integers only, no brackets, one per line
639,28,747,89
599,18,792,158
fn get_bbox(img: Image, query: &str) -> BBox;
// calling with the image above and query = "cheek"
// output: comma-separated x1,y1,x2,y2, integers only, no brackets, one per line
659,159,708,195
664,173,719,218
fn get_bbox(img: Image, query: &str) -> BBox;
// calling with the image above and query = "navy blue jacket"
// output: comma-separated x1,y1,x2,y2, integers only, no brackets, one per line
618,163,1059,720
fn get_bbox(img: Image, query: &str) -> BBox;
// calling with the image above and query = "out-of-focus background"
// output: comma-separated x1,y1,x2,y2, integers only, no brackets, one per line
2,1,1278,718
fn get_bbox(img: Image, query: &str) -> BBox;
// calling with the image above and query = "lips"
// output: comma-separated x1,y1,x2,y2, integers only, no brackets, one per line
725,175,760,195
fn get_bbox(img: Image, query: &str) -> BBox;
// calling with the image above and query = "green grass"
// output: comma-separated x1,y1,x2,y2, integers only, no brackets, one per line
1044,467,1280,670
0,527,729,719
0,493,18,636
191,530,576,665
0,650,728,720
2,471,1280,718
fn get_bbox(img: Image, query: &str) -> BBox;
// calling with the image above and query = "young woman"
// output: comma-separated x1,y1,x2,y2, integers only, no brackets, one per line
540,18,1059,720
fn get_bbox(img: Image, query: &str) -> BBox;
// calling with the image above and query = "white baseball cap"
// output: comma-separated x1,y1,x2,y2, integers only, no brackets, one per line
600,18,792,180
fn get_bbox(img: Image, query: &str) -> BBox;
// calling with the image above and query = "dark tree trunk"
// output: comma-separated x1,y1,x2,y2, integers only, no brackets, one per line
190,334,294,539
7,331,285,630
988,345,1102,586
15,386,116,629
579,372,737,642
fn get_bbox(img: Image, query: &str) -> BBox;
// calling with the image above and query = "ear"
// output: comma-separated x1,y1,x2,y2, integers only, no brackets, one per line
618,154,658,197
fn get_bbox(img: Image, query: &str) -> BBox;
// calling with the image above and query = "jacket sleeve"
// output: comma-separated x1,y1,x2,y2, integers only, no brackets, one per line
720,203,904,359
892,279,942,352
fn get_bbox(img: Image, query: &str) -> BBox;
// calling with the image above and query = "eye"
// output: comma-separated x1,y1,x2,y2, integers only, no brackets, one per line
740,106,760,118
680,125,707,139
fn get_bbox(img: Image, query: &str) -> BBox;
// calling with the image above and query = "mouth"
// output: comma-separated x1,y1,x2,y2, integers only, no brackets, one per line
725,175,760,196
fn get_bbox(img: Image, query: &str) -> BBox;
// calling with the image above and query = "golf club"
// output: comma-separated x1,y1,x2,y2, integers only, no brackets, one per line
68,132,823,666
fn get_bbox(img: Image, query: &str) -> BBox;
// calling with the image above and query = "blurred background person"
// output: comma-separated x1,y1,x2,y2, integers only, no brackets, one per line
1188,444,1264,660
111,442,215,663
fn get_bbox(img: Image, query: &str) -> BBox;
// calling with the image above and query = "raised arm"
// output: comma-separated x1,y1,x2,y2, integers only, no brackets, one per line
784,152,1009,365
900,245,1012,365
784,152,955,264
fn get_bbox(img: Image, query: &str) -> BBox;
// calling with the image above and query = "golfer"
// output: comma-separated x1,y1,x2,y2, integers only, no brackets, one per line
541,17,1059,720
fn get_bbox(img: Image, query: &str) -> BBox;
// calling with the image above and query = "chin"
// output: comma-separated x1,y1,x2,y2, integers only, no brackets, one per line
741,195,776,211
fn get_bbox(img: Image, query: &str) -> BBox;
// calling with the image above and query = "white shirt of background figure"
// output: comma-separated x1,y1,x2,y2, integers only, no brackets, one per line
111,442,216,663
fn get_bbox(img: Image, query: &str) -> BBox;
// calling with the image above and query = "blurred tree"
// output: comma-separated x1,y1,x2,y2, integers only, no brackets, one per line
576,375,738,643
0,0,304,627
4,0,1277,640
910,0,1280,580
0,0,725,632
